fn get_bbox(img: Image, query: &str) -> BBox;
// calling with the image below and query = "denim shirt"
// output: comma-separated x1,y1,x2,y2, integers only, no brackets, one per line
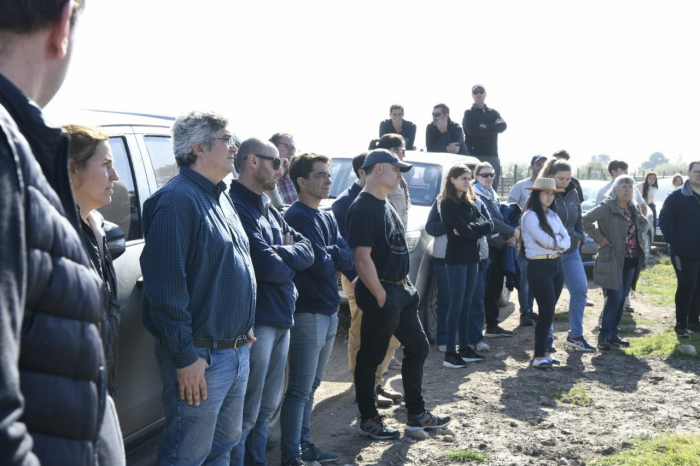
141,166,256,368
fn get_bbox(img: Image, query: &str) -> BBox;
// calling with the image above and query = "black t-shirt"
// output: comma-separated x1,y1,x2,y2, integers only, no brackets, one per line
346,192,409,281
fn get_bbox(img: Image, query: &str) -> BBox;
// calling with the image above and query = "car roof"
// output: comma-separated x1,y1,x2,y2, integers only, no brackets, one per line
333,150,480,168
45,108,175,128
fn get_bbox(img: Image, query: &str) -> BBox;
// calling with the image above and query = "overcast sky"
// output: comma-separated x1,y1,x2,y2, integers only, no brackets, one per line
46,0,700,169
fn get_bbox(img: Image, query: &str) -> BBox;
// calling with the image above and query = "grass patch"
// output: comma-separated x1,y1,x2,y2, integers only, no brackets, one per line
635,264,676,307
444,448,488,463
553,311,569,321
620,317,658,326
588,433,700,465
622,330,700,359
551,386,591,407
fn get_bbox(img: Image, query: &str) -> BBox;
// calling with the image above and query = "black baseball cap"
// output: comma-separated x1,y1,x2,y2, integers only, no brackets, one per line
361,149,412,173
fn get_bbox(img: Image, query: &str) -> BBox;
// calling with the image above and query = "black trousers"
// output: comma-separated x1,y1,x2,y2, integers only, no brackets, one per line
354,280,429,419
527,258,564,358
671,255,700,329
484,246,505,328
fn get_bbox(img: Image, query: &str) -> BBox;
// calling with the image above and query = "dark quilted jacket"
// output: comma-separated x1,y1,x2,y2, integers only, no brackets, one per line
0,74,105,465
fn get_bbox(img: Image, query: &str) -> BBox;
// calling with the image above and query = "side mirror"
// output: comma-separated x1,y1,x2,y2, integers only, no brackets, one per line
104,221,126,260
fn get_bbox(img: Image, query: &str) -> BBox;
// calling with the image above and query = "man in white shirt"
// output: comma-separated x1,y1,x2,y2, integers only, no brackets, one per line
595,160,648,216
508,155,546,326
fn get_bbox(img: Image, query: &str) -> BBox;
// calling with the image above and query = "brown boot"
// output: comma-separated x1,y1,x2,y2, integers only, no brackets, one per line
376,384,403,404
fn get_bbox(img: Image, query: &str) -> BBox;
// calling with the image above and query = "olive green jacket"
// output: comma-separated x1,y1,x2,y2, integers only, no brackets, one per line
582,199,650,291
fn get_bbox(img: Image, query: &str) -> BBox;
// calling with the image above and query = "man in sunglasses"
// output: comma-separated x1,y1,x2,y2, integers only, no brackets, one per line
229,138,314,465
425,103,469,155
463,84,508,190
270,132,299,206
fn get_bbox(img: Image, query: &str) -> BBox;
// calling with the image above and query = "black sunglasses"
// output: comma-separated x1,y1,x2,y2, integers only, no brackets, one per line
472,90,485,95
432,112,443,118
478,172,495,178
254,154,281,170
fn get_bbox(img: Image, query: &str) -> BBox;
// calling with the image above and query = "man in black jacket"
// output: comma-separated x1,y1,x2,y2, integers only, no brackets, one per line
463,85,507,190
0,1,122,464
425,103,469,155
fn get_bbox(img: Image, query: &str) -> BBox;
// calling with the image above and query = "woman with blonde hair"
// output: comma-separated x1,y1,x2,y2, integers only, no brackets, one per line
439,164,493,368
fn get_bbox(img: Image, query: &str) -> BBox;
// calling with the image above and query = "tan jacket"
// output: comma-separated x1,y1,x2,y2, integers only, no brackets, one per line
583,199,649,291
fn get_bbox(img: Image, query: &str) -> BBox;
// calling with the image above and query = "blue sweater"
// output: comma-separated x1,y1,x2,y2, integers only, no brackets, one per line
229,180,314,329
659,182,700,258
285,202,355,314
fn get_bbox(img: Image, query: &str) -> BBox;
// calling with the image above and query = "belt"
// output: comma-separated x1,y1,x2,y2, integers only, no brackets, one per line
193,336,247,350
528,254,561,260
379,278,407,286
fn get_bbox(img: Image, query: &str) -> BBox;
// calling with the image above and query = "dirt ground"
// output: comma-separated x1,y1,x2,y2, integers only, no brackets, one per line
267,263,700,465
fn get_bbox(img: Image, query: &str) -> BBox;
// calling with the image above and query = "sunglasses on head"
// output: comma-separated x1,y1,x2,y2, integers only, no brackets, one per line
478,173,495,178
254,154,281,170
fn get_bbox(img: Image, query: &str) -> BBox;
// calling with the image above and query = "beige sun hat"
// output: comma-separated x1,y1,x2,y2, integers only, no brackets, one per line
524,177,565,193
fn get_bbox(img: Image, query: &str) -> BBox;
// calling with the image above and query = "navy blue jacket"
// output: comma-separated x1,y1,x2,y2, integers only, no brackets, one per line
379,119,417,150
331,182,362,281
229,180,314,329
425,119,469,155
659,182,700,258
462,104,507,157
284,202,354,314
1,74,105,465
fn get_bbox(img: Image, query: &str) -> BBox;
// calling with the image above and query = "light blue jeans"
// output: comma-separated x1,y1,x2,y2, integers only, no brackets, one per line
232,325,290,466
562,249,589,337
445,263,479,353
156,343,249,465
469,258,490,345
280,312,338,461
600,262,637,340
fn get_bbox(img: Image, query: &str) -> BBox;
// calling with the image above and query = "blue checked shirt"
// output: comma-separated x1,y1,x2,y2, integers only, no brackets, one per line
141,166,256,368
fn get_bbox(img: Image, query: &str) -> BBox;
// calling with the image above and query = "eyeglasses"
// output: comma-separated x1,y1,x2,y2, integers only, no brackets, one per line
254,154,281,170
472,90,485,95
214,135,237,147
617,184,634,190
478,173,495,178
277,142,296,153
432,112,443,118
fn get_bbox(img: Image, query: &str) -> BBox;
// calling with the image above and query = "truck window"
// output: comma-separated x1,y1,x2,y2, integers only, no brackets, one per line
98,136,142,241
144,136,178,189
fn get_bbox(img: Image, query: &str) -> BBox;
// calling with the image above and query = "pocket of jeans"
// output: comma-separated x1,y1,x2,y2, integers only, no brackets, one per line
196,348,212,369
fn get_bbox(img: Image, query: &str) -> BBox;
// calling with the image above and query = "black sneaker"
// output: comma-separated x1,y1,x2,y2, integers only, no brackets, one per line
485,325,514,338
300,442,339,463
443,352,467,368
610,335,630,347
281,458,311,466
520,312,534,327
405,410,451,432
530,311,539,321
459,346,485,363
676,328,691,339
687,323,700,332
598,337,611,350
358,415,400,440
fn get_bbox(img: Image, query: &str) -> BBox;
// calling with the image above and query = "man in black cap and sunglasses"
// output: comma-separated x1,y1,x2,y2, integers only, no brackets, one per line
229,138,314,464
463,84,508,190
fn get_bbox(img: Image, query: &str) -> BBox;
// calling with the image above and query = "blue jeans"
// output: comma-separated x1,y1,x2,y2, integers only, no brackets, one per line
232,325,290,466
280,312,338,461
432,258,450,347
445,263,479,353
155,343,249,465
562,249,588,337
469,258,489,345
600,262,637,340
517,255,535,313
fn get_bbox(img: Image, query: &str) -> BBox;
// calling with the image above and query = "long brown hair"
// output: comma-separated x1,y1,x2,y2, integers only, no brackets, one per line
642,171,658,201
438,164,476,210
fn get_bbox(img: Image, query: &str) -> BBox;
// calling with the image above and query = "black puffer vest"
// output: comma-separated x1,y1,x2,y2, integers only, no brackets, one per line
0,75,106,465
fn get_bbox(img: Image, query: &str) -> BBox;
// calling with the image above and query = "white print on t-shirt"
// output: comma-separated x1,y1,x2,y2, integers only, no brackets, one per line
385,206,408,254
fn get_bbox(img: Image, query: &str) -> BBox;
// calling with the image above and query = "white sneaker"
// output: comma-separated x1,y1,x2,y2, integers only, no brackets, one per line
437,345,446,353
471,342,490,352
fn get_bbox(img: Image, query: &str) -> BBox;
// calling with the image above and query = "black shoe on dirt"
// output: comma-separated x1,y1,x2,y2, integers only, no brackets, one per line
358,415,400,440
520,312,534,327
405,410,451,432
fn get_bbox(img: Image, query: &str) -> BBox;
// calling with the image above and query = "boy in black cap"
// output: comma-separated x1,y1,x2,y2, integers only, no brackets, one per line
346,149,451,440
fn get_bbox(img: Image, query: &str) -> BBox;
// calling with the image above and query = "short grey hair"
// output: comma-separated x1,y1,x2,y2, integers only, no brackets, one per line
172,111,228,167
606,175,637,203
235,137,271,173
